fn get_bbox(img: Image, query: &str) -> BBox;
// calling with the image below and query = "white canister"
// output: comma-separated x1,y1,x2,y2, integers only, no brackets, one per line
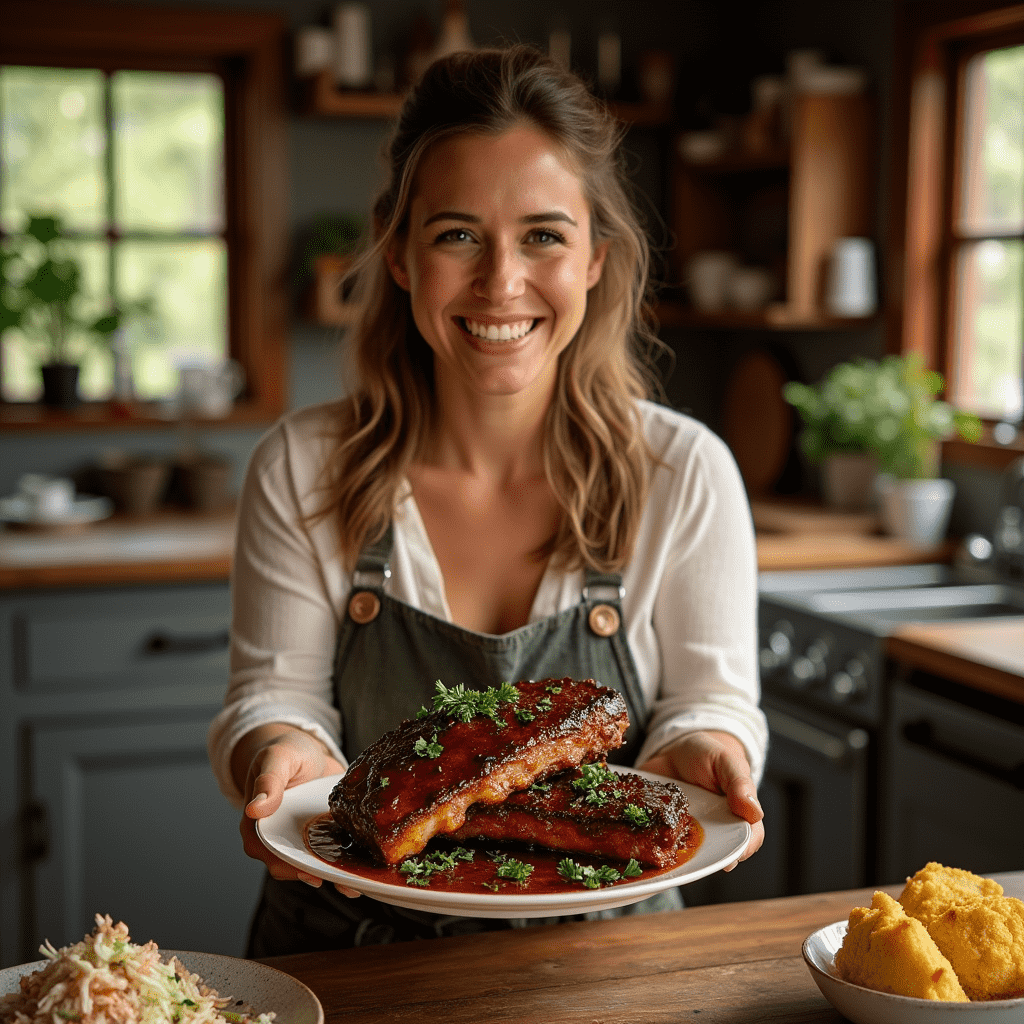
827,237,877,318
686,251,739,312
295,26,335,78
333,4,372,88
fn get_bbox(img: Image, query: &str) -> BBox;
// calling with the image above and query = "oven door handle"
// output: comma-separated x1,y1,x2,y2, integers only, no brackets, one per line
765,706,869,765
902,720,1024,790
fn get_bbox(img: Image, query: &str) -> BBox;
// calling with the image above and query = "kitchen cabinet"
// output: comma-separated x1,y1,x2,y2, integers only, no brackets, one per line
670,92,874,328
881,671,1024,884
0,581,264,968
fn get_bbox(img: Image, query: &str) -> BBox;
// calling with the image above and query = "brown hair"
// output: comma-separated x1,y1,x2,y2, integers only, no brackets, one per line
319,44,664,571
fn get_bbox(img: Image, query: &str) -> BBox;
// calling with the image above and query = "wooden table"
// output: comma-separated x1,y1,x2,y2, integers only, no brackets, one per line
263,872,1023,1023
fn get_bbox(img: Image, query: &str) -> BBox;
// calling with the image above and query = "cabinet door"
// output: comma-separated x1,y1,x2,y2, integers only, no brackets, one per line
26,714,265,959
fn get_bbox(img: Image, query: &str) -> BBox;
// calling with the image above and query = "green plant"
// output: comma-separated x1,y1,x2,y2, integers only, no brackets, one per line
783,355,982,480
299,212,365,282
0,214,153,368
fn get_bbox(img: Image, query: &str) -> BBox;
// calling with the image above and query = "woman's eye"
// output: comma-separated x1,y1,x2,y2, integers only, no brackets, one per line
435,228,474,244
526,228,565,246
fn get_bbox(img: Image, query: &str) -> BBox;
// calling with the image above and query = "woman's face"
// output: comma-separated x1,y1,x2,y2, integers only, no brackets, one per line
387,125,607,403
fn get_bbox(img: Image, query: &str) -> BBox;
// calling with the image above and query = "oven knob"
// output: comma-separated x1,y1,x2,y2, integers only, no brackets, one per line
758,620,794,674
828,656,869,702
788,638,829,689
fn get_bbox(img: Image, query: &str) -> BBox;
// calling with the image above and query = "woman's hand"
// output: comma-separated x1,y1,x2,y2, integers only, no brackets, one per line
638,730,764,871
232,724,359,895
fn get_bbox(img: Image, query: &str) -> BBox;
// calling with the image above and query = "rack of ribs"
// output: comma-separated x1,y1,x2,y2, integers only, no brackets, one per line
450,764,692,867
329,678,628,864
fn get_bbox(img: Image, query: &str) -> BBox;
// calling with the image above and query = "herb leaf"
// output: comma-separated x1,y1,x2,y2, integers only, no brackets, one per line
430,680,519,724
400,847,475,887
492,853,534,884
556,857,641,889
413,732,444,759
572,762,624,807
623,804,652,829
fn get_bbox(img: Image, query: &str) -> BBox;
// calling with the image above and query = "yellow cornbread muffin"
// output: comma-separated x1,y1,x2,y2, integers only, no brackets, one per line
899,862,1004,928
926,895,1024,1001
835,891,969,1001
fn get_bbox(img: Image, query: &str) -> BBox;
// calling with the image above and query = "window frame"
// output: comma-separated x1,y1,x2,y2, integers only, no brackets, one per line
0,0,289,430
893,0,1024,470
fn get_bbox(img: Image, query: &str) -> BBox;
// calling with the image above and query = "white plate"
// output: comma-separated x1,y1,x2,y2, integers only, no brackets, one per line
0,494,113,527
257,768,751,918
803,920,1024,1024
0,949,323,1024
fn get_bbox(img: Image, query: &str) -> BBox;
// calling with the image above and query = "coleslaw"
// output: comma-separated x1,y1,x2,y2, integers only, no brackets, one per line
0,915,275,1024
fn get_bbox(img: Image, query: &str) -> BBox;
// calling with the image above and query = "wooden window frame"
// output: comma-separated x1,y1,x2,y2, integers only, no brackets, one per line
891,0,1024,470
0,0,289,431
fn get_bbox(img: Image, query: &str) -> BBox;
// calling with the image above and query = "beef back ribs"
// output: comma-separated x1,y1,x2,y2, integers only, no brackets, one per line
328,678,628,864
450,763,691,867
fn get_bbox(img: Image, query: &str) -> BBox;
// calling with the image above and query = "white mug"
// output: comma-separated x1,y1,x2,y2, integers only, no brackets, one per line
827,237,877,317
18,474,75,521
687,251,739,312
177,359,245,418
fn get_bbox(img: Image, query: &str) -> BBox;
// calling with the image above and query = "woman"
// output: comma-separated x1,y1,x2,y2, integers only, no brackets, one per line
208,44,766,954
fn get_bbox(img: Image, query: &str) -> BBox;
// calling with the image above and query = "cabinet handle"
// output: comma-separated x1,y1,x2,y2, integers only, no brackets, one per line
144,629,229,656
765,706,869,765
22,800,50,863
903,720,1024,790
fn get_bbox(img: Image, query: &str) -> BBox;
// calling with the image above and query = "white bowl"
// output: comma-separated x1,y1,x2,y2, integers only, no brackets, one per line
803,921,1024,1024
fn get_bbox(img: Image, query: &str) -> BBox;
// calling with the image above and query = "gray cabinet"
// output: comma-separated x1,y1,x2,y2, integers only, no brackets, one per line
0,582,265,968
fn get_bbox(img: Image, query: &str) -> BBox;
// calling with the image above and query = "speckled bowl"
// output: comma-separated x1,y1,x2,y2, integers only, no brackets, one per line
0,949,323,1024
803,921,1024,1024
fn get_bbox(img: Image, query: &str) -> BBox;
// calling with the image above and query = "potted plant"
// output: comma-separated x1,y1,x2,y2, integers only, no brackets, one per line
784,355,982,539
299,212,364,324
0,214,152,408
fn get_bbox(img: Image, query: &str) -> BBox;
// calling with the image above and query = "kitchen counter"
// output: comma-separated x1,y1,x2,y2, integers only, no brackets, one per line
263,872,1023,1023
888,618,1024,705
0,510,234,590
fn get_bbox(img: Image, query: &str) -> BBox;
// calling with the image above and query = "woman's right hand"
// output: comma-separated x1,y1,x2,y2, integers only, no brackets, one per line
232,724,359,895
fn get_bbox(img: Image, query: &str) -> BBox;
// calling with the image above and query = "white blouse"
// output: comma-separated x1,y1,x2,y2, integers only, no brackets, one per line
207,399,767,806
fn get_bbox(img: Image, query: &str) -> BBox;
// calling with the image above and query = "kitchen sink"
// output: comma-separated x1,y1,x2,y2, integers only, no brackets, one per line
801,582,1024,624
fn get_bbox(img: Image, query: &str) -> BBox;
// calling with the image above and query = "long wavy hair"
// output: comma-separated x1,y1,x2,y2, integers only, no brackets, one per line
318,44,664,572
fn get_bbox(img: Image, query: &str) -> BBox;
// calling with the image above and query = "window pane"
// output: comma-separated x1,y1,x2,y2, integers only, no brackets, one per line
117,239,227,400
0,66,106,232
1,240,110,401
959,45,1024,233
953,239,1023,420
113,71,225,233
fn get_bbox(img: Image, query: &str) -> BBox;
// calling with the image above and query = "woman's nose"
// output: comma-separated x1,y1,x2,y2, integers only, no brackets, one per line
473,244,526,303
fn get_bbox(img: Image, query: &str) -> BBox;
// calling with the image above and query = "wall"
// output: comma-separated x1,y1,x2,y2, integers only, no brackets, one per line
0,0,1003,537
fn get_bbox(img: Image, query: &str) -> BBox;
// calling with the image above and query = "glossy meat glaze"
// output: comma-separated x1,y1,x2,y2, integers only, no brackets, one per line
329,678,628,864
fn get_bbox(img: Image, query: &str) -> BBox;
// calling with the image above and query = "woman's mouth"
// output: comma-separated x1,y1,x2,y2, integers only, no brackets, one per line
459,317,538,342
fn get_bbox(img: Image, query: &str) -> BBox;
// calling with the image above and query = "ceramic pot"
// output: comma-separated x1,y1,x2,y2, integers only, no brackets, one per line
821,454,878,511
40,362,80,409
99,458,170,517
877,475,955,545
178,454,232,512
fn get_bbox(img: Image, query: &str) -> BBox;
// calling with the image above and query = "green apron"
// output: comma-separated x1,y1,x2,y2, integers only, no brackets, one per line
247,526,682,955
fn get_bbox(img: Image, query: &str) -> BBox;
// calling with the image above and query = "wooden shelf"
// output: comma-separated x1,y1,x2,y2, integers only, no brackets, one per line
654,300,879,332
301,71,672,127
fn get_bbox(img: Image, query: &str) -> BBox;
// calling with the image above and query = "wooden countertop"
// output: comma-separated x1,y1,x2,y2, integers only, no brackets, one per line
262,872,1024,1023
888,618,1024,705
0,510,235,590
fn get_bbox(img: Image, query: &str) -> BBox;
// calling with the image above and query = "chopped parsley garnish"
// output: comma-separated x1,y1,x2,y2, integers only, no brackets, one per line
429,680,519,726
399,847,474,887
516,709,536,724
557,857,643,889
535,696,553,712
492,853,534,884
529,781,551,793
623,804,652,829
379,776,390,788
413,732,444,759
572,762,624,807
544,684,563,694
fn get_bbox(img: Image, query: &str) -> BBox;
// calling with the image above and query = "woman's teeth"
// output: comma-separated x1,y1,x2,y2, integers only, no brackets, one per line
462,318,535,341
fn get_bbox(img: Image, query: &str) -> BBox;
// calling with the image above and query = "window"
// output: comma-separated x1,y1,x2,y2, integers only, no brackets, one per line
897,2,1024,467
1,66,227,402
949,42,1024,421
0,2,288,427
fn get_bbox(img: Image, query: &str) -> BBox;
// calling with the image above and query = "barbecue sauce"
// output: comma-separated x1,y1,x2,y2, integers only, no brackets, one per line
303,813,703,895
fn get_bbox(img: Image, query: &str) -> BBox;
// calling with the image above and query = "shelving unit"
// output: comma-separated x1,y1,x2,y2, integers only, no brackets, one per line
670,92,874,328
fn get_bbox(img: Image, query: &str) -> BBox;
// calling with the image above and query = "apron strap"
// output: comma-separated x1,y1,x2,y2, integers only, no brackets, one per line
352,523,394,591
581,568,625,604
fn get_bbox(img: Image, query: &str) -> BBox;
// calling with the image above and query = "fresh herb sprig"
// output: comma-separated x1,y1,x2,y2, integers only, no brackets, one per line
424,680,520,725
400,847,474,887
491,852,535,885
557,857,643,889
413,732,444,759
623,804,652,829
572,762,625,807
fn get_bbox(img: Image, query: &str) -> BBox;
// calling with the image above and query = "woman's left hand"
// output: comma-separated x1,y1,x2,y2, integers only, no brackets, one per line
638,730,764,870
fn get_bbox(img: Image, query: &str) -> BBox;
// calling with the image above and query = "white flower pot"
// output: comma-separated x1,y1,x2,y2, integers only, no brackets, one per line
877,476,955,545
821,454,878,511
